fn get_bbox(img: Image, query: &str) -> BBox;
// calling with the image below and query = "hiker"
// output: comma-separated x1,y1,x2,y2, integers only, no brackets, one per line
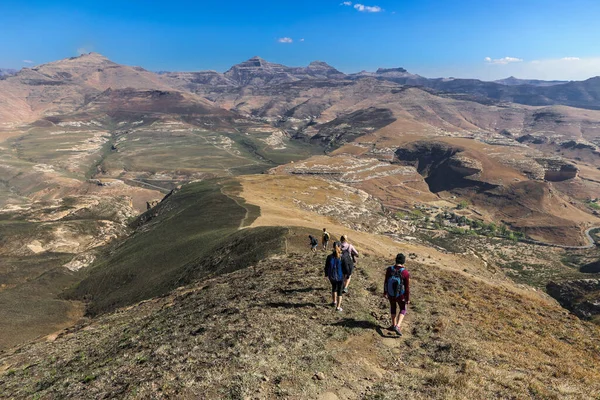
383,253,410,335
324,241,352,312
340,235,359,293
309,235,318,252
322,228,330,251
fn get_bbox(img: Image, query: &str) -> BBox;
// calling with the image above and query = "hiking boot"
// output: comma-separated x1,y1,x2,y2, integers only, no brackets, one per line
336,307,343,312
330,302,336,307
342,287,348,294
393,326,402,336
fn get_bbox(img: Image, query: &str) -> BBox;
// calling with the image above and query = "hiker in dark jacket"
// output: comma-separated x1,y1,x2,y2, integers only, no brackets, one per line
324,241,351,312
309,235,318,252
383,253,410,335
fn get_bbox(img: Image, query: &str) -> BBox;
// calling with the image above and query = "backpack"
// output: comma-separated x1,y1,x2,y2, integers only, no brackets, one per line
387,266,405,298
327,256,344,281
310,237,318,246
324,232,330,241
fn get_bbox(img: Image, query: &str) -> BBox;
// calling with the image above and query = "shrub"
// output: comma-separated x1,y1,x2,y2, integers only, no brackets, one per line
457,200,469,210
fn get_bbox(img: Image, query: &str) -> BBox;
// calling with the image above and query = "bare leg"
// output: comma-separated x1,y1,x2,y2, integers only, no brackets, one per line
343,275,352,289
332,292,337,305
337,295,343,309
395,313,405,328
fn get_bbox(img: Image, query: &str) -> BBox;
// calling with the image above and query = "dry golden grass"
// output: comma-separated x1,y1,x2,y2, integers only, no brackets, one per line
2,230,598,399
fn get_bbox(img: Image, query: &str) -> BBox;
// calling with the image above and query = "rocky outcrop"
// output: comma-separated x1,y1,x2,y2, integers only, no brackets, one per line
535,158,579,181
394,141,461,176
393,141,491,193
517,134,549,145
561,140,597,151
547,279,600,320
146,200,160,210
447,155,483,177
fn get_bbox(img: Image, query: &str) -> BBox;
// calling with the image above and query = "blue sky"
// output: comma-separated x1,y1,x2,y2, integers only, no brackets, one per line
1,0,599,80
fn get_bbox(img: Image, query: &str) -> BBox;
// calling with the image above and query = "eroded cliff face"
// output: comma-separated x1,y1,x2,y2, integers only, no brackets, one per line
447,154,483,177
535,158,579,181
547,279,600,320
393,141,487,193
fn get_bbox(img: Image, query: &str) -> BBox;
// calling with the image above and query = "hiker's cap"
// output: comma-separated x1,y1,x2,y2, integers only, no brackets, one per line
396,253,406,264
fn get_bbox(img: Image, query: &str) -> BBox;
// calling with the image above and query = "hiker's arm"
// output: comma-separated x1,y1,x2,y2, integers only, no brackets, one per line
324,257,329,277
383,268,390,296
404,272,410,303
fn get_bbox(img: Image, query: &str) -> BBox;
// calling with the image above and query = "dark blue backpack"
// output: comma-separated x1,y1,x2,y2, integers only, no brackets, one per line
387,266,405,297
327,257,344,282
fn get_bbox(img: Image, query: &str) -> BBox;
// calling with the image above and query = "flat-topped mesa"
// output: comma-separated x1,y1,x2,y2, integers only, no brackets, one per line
535,158,579,181
224,57,346,86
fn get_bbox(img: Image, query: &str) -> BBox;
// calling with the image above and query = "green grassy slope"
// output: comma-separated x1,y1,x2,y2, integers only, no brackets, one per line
66,179,286,315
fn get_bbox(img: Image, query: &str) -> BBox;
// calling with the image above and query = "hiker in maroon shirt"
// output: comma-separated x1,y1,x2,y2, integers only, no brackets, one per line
383,253,410,336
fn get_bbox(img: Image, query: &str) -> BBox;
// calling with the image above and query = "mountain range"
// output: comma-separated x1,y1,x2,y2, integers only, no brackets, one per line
1,52,600,399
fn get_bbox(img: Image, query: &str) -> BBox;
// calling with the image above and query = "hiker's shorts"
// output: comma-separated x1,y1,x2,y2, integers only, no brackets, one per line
311,244,318,250
330,280,343,296
388,297,407,315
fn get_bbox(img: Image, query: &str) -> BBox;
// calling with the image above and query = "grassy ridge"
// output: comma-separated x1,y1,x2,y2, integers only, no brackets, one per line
66,179,286,315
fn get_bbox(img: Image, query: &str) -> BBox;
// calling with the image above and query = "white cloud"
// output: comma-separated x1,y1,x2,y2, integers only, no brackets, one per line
300,38,305,42
22,60,33,64
484,56,523,65
354,3,382,12
341,1,352,5
477,57,600,80
411,56,600,81
278,37,293,44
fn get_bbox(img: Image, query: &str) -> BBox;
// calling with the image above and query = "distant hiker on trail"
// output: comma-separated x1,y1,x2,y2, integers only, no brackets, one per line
383,253,410,336
340,235,359,294
309,235,318,252
324,241,352,312
322,228,330,251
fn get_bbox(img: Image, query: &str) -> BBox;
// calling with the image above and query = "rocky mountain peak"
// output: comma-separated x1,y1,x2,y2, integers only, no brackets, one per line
233,56,272,69
308,60,332,68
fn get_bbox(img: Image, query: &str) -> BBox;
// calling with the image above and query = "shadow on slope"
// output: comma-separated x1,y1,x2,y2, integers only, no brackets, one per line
65,179,286,316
